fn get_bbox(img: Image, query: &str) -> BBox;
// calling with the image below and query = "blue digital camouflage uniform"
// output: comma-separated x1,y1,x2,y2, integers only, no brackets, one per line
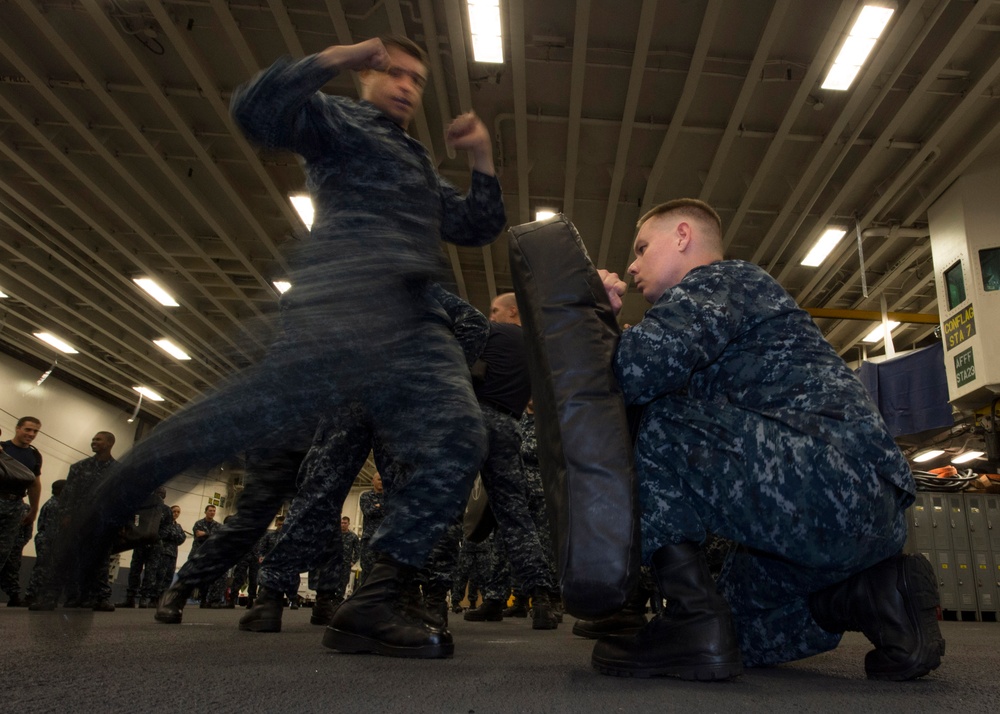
60,52,505,589
0,504,30,600
60,455,118,602
329,529,360,599
518,411,557,586
256,285,492,598
473,323,555,599
189,517,224,603
26,495,60,600
126,500,173,602
615,260,914,667
153,515,186,597
171,445,304,594
358,489,386,585
452,534,495,606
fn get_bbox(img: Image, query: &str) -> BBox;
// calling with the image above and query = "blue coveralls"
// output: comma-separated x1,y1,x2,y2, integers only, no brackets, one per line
616,260,914,667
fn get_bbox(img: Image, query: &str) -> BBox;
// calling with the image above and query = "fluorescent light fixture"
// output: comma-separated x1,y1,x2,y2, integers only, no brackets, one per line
289,194,314,229
273,280,292,294
133,386,165,402
133,278,179,307
952,450,984,464
801,228,847,267
0,289,8,298
153,338,191,360
535,209,557,221
821,4,894,90
34,331,79,354
468,0,504,63
862,320,900,344
913,449,945,463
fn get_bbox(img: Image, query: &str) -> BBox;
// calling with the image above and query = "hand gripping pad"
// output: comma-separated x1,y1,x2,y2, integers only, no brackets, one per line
508,215,640,618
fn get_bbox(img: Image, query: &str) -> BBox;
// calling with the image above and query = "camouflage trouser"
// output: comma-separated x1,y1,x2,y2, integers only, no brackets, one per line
62,309,485,592
0,503,30,597
26,534,52,599
154,548,178,596
177,446,303,591
478,405,555,596
522,463,557,586
127,542,165,600
635,394,909,666
418,519,470,598
260,356,486,596
452,536,495,605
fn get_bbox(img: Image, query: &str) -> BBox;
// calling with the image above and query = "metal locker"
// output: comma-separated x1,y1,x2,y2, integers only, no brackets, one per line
965,493,999,613
929,496,959,611
908,493,935,554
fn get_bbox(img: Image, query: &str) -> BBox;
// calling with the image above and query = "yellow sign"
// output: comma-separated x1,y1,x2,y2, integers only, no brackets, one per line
943,304,976,351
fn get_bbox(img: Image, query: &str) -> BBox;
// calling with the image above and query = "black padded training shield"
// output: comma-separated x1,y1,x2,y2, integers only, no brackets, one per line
509,214,640,619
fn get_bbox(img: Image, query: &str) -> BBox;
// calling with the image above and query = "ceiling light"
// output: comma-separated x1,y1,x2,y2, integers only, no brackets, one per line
863,320,900,344
133,277,179,307
821,4,894,91
535,209,557,221
913,449,945,463
289,194,313,229
0,289,8,298
34,331,79,354
952,451,984,464
153,338,191,360
273,280,292,294
133,386,164,402
801,228,847,267
467,0,504,63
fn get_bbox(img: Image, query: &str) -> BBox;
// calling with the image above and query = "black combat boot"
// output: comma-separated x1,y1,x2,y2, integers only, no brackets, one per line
503,593,529,618
322,556,454,658
311,591,339,626
239,587,284,632
592,543,743,681
573,585,650,639
422,582,450,629
115,595,136,609
154,582,194,624
6,594,23,607
530,590,559,630
809,553,945,681
92,599,115,612
463,598,504,622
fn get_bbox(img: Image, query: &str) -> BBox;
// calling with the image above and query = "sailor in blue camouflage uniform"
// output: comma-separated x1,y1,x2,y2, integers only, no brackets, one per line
452,533,495,611
517,400,558,610
357,475,386,586
60,35,504,660
153,504,186,600
333,517,360,601
242,283,491,632
591,198,944,682
189,505,226,607
25,479,66,609
154,444,305,623
463,295,559,629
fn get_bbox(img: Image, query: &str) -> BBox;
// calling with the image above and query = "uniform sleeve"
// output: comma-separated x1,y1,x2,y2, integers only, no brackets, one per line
230,54,342,161
438,171,506,248
430,283,490,366
350,535,361,564
614,266,744,406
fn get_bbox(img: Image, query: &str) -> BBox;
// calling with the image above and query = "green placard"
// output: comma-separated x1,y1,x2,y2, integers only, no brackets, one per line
954,347,976,388
942,304,976,351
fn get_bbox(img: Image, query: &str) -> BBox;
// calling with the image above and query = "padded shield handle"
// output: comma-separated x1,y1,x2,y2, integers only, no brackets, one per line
508,214,640,618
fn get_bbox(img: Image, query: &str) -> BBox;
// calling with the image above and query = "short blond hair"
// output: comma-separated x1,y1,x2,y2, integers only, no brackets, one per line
638,199,722,236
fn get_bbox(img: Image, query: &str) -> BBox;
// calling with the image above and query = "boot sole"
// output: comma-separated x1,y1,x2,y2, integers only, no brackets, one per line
154,613,182,624
592,656,743,681
322,627,454,659
239,619,282,633
865,555,945,681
